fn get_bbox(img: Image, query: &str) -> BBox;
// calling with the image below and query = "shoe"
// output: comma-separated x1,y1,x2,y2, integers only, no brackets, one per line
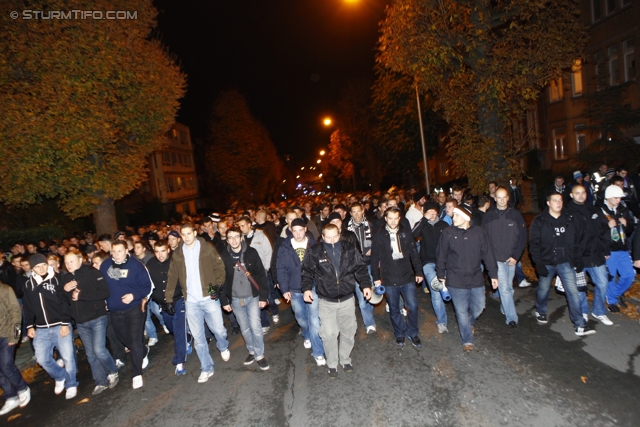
437,324,449,334
92,385,108,396
107,372,119,389
18,387,30,407
186,340,193,355
401,308,407,316
21,335,30,343
303,339,311,349
327,368,338,378
366,325,377,334
315,356,326,366
508,321,517,328
462,344,474,352
0,398,20,415
256,357,270,371
175,364,186,376
132,375,144,389
607,304,620,313
197,371,213,383
518,279,532,288
232,326,240,335
385,303,389,313
262,326,270,335
535,311,548,324
591,313,613,326
582,313,588,322
408,336,422,347
274,298,281,305
272,314,280,324
148,337,158,347
221,348,231,362
54,379,65,395
342,364,354,373
244,354,256,365
56,358,65,368
396,337,405,347
142,346,149,369
423,287,430,294
65,387,77,400
115,359,125,369
616,298,628,309
163,325,170,334
575,326,596,336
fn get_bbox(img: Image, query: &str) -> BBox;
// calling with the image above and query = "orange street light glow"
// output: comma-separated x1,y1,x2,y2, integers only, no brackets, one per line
317,159,321,164
323,118,332,126
320,150,325,155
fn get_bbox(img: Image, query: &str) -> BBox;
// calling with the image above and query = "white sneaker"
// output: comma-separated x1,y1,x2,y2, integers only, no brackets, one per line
0,398,20,415
315,356,326,366
518,279,532,288
197,371,213,383
262,326,270,335
56,358,65,368
583,313,588,322
437,324,449,334
148,337,158,347
92,385,108,396
272,314,280,324
401,308,407,316
366,325,377,334
142,346,149,369
163,325,170,334
18,387,30,407
21,336,30,344
132,375,144,389
591,313,614,325
274,298,281,305
385,303,390,313
115,359,125,369
303,339,311,349
65,387,77,400
107,373,119,389
221,348,231,362
54,379,65,395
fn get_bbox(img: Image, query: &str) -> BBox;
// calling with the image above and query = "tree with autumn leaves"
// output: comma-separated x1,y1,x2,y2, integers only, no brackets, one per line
0,0,185,234
378,0,586,192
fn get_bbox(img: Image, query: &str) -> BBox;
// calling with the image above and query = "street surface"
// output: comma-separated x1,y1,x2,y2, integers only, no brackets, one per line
5,285,640,427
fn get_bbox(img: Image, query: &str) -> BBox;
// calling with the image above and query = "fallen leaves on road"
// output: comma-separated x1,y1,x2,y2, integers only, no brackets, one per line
77,398,90,404
8,414,21,421
581,376,588,384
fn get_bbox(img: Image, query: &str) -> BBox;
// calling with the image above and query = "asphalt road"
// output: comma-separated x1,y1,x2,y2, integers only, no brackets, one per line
5,286,640,427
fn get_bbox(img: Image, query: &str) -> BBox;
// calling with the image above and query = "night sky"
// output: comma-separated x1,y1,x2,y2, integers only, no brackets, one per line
153,0,387,162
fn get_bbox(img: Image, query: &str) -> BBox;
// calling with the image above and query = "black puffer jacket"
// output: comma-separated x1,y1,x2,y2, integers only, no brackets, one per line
565,201,610,267
529,209,583,270
63,264,110,325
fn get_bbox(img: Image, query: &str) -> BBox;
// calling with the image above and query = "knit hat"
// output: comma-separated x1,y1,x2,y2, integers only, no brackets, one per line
290,218,306,228
573,170,583,180
413,192,427,203
452,206,472,222
29,253,47,269
606,168,616,176
605,185,624,199
167,230,181,239
327,212,342,222
423,202,439,213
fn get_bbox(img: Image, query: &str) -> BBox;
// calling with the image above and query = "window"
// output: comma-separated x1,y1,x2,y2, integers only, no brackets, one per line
179,131,188,145
141,181,150,194
439,162,449,177
592,0,601,21
622,0,632,6
162,151,171,166
553,128,567,160
549,78,564,102
624,38,635,82
606,0,615,15
609,45,620,85
176,176,183,190
594,51,605,90
172,128,177,138
575,125,586,153
184,154,192,167
166,177,175,193
571,60,583,96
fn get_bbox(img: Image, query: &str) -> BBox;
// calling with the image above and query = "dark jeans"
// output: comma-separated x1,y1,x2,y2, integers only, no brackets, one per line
260,272,279,327
385,282,419,338
106,314,126,361
0,338,28,399
160,298,189,365
76,315,118,386
109,304,147,377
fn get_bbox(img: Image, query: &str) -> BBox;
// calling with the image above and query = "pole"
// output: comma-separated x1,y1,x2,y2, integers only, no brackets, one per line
415,83,430,194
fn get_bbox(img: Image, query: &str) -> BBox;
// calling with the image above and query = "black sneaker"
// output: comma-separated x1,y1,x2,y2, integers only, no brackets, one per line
396,337,405,347
327,368,338,378
256,357,269,371
607,304,620,313
616,298,628,309
575,326,596,336
508,321,517,328
535,311,547,324
232,326,241,335
342,364,354,373
408,336,421,347
243,354,255,365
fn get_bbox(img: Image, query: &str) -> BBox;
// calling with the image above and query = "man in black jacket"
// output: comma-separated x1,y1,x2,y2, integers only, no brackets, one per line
370,207,424,347
530,192,595,336
301,224,371,378
482,187,527,328
436,206,498,352
63,250,119,395
221,227,270,371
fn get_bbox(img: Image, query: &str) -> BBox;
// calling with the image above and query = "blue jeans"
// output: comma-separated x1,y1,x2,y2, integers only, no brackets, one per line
185,298,229,373
385,282,419,338
355,284,375,329
515,261,526,284
535,263,586,329
0,337,28,399
448,286,485,345
76,315,118,387
605,251,635,304
161,298,189,365
260,272,279,327
144,301,161,340
497,262,518,324
232,295,265,359
580,264,609,316
290,290,324,358
33,325,78,388
423,263,447,325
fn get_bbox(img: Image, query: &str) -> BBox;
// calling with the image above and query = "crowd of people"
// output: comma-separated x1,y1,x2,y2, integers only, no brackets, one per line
1,162,639,415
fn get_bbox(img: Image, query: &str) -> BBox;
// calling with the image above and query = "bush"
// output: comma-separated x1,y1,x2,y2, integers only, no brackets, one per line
0,226,65,251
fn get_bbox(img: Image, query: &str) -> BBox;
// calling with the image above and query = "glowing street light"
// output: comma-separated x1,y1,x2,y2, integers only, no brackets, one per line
323,117,332,126
319,150,326,156
319,173,323,178
317,159,322,164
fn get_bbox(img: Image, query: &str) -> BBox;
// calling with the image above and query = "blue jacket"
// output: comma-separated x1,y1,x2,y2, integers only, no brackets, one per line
101,255,152,312
276,235,316,294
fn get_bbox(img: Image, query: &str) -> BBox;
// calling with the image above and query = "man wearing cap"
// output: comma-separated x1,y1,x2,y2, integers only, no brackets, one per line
598,185,635,312
301,224,371,378
276,218,326,366
436,206,498,351
370,207,424,347
167,230,182,251
413,202,450,333
482,187,527,328
530,192,596,336
406,192,427,230
22,253,79,399
292,205,320,240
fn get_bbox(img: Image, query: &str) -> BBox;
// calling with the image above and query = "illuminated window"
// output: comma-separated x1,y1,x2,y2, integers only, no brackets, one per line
624,38,635,82
571,60,583,96
553,128,567,160
549,78,564,102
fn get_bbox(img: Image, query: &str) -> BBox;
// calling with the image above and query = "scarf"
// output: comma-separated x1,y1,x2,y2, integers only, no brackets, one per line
386,226,404,260
347,217,372,253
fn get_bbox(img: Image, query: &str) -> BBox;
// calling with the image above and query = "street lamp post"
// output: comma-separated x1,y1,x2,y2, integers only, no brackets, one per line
415,83,431,194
